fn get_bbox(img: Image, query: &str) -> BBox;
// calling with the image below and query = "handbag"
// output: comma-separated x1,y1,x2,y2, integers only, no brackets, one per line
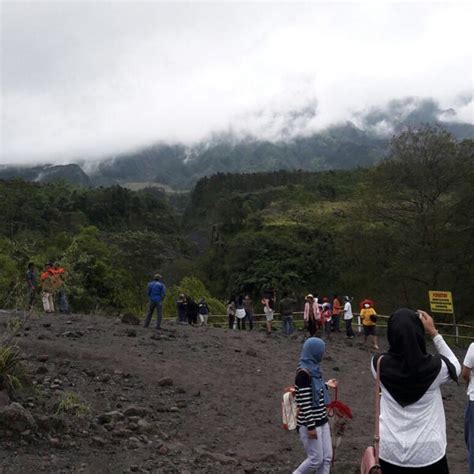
360,356,383,474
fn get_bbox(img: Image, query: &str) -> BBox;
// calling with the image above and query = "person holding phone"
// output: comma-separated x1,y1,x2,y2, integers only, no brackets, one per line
372,309,460,473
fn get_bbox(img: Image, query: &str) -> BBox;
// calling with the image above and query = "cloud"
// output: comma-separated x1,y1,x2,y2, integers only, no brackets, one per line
1,1,473,164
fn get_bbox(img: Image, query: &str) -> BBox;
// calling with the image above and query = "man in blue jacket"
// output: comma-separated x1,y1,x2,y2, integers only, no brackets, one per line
144,273,166,329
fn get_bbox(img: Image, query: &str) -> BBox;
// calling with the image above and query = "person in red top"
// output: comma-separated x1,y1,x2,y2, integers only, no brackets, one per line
40,263,55,313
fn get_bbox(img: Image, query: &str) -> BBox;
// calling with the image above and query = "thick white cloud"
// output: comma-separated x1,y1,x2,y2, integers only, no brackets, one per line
1,1,473,164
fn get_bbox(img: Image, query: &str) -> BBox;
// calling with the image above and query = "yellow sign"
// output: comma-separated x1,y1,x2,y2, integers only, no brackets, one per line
429,291,454,314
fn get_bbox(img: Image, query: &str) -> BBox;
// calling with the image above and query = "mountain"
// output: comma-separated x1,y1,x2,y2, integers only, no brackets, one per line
0,163,91,186
1,97,473,189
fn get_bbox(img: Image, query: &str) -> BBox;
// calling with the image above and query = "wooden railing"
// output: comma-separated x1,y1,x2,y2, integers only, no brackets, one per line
165,312,474,344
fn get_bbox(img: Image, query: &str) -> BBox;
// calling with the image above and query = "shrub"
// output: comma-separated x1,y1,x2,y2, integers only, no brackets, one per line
55,391,90,417
163,276,226,318
0,346,27,395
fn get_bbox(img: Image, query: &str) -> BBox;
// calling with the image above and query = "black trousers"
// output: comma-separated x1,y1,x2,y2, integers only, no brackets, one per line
380,455,449,473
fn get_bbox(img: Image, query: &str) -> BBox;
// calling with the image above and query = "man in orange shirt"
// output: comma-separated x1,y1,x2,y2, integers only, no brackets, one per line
331,295,342,332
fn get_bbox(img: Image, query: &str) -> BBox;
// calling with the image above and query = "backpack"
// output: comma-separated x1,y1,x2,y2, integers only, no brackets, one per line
282,368,311,430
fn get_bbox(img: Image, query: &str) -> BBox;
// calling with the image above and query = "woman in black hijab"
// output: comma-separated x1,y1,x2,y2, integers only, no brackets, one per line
372,309,460,473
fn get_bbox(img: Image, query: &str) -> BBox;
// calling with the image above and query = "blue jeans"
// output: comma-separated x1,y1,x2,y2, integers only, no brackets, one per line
57,290,69,313
465,399,474,473
145,301,163,329
245,310,254,330
282,315,294,335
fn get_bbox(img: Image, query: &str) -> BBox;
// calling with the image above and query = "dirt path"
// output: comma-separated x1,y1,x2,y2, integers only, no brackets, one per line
0,312,468,473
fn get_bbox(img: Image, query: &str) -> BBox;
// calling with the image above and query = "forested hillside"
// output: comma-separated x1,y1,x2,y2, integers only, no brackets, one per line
0,182,192,312
186,127,474,319
1,127,473,320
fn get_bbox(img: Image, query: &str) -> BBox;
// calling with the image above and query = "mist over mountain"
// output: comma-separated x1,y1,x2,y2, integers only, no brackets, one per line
1,97,473,190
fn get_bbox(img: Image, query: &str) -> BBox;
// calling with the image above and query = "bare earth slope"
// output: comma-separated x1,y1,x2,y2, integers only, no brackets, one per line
0,312,467,473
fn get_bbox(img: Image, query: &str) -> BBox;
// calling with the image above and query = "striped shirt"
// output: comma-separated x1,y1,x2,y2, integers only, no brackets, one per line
295,370,328,430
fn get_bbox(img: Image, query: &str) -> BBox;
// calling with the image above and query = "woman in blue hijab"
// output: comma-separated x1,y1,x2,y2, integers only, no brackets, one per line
293,337,337,474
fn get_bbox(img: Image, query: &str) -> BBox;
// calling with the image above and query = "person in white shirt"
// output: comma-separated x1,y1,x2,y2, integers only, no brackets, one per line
343,296,354,339
372,308,460,473
462,343,474,473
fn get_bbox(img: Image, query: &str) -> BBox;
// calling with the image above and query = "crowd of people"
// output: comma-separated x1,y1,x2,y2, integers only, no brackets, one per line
25,261,69,314
25,270,474,471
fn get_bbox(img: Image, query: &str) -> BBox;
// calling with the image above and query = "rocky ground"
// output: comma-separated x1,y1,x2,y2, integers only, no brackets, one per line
0,311,468,473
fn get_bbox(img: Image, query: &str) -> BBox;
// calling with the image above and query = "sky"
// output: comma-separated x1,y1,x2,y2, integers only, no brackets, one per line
1,0,473,164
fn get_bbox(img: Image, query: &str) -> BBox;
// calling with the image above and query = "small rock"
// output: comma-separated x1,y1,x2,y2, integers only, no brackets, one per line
126,329,137,338
176,400,187,409
36,366,48,374
137,419,153,433
37,354,49,362
49,437,61,448
158,445,169,455
124,405,151,417
91,436,107,447
245,348,257,357
158,377,173,387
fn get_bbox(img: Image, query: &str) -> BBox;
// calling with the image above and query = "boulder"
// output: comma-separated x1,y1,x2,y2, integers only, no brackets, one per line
0,390,10,408
123,405,152,417
121,313,140,326
0,403,36,433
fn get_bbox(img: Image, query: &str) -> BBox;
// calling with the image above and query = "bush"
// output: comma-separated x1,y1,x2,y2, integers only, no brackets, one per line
163,276,226,318
55,391,90,417
0,346,27,395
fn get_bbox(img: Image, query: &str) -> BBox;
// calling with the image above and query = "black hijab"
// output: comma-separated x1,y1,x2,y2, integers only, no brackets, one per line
373,308,457,407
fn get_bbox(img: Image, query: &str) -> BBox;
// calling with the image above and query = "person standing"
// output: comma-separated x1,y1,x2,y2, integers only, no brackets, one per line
40,263,55,313
235,295,247,330
293,337,337,473
342,296,354,339
243,295,254,330
51,262,69,313
359,299,379,349
462,343,474,473
227,298,236,329
198,298,210,326
25,262,38,310
176,294,187,324
304,294,320,337
185,296,199,326
262,296,275,335
279,291,296,336
321,298,332,340
372,309,459,472
331,295,341,332
144,273,166,329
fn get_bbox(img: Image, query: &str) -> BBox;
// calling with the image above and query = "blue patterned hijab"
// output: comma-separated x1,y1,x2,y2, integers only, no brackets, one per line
298,337,330,406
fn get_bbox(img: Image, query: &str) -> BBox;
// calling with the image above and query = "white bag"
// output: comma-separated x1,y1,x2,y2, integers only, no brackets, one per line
282,389,298,430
